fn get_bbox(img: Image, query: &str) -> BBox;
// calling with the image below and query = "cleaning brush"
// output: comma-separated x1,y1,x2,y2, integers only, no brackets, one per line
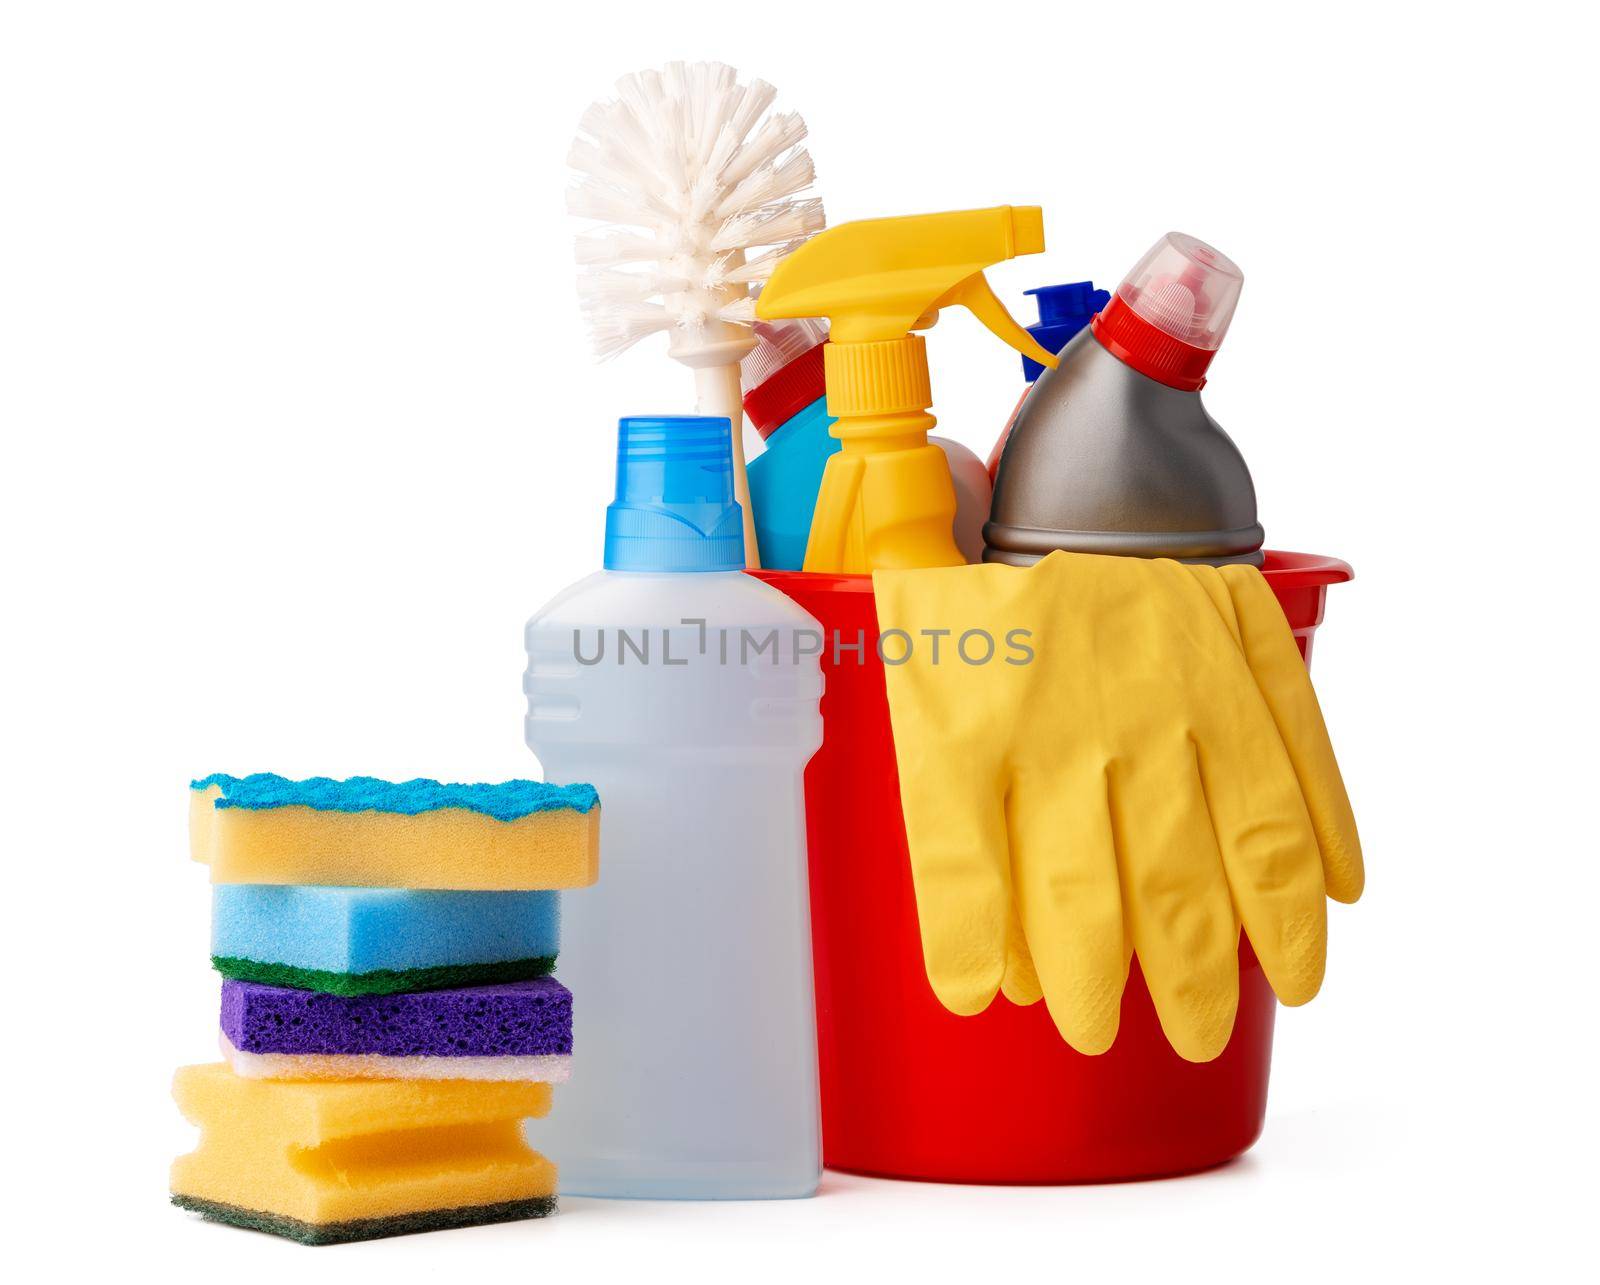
568,61,825,568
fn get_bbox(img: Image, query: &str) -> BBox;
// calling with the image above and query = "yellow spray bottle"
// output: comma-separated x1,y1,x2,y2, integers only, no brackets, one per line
757,206,1059,572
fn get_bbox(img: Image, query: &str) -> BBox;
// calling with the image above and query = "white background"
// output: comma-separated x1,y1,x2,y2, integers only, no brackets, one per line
3,1,1594,1278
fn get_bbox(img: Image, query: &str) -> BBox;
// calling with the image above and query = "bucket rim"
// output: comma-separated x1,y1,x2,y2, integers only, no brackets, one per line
752,550,1353,593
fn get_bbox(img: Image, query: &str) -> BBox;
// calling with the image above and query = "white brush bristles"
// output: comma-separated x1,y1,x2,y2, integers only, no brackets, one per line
569,61,823,360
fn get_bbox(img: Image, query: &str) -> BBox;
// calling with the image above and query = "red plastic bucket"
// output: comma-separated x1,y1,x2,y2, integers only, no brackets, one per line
754,550,1352,1183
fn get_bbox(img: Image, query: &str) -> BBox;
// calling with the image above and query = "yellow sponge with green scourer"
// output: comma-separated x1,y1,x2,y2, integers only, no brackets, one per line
170,1063,556,1244
190,774,599,891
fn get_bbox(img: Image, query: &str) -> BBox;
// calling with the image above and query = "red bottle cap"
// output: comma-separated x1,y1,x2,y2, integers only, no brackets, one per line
742,340,828,439
1091,232,1243,392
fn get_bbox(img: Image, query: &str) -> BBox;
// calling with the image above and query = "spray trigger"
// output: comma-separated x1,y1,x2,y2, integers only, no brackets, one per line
936,274,1059,373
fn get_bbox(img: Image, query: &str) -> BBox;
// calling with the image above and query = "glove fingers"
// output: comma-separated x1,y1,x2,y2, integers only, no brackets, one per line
892,744,1011,1016
1000,906,1043,1007
1219,565,1364,903
1009,764,1125,1055
876,564,1034,1019
1109,748,1241,1063
1190,713,1329,1008
1176,565,1333,1005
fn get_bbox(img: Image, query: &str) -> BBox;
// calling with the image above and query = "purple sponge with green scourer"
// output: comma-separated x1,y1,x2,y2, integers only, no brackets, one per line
219,977,574,1083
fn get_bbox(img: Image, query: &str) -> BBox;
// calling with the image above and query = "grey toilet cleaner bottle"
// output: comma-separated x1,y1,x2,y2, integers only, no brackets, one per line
985,232,1264,567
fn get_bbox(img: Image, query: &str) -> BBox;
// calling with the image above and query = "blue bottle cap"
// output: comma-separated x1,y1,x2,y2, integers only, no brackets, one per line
1021,281,1112,381
603,416,746,573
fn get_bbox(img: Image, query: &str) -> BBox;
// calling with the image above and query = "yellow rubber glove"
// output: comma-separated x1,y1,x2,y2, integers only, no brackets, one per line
873,552,1362,1063
1189,564,1365,905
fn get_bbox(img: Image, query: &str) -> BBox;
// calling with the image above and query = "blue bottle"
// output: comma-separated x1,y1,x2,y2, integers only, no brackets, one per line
742,324,835,570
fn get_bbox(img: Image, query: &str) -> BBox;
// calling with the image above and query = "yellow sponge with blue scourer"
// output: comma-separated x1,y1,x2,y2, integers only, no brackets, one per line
170,1063,556,1244
191,774,599,890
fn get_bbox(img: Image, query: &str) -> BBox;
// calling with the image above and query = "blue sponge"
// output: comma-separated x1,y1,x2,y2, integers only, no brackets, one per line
212,886,560,996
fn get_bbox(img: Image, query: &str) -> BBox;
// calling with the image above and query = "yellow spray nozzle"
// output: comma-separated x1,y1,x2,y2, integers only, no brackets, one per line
758,205,1056,371
757,205,1056,573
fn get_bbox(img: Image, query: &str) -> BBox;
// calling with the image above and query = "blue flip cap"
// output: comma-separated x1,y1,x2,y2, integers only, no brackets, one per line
603,416,746,573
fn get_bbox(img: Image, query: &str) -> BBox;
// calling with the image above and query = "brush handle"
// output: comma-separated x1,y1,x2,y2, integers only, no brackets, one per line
695,363,761,570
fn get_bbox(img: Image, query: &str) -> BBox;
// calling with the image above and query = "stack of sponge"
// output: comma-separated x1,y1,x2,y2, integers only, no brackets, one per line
172,773,600,1244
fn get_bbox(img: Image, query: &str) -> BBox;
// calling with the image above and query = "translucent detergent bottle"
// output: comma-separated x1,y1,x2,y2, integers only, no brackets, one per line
524,415,824,1199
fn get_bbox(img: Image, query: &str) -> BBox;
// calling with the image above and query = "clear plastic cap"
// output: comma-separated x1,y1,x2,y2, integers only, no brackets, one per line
1116,232,1243,353
740,317,829,393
